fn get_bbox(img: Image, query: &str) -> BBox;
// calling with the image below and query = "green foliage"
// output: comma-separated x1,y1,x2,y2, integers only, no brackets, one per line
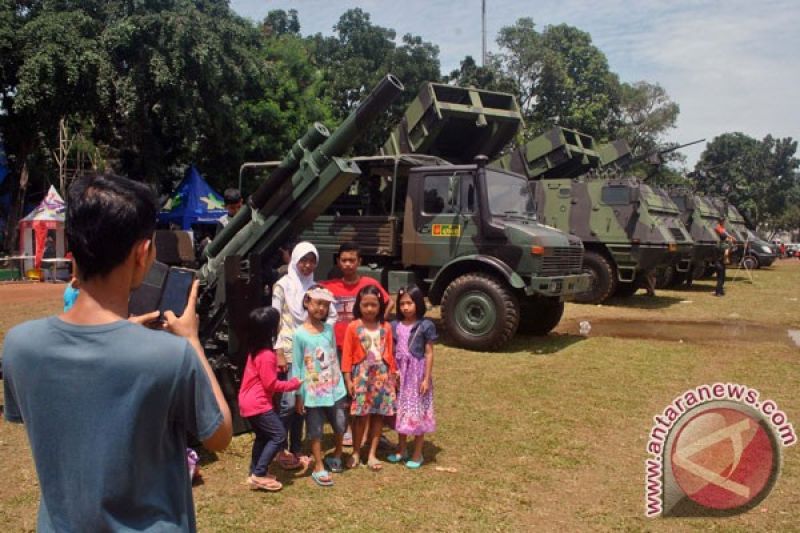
444,55,516,94
694,132,800,227
615,81,680,157
262,8,300,37
494,19,621,140
310,8,441,154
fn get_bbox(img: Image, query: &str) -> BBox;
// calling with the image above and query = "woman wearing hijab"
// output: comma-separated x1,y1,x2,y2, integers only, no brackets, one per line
271,241,336,469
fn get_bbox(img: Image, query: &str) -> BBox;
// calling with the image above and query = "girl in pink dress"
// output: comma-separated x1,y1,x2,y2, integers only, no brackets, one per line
388,285,436,469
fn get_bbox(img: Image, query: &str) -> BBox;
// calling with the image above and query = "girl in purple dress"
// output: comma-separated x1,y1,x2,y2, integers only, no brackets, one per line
387,285,437,469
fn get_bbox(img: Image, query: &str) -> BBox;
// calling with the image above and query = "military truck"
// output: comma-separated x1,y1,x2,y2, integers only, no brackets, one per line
223,80,590,358
667,189,723,283
492,127,693,303
298,83,590,350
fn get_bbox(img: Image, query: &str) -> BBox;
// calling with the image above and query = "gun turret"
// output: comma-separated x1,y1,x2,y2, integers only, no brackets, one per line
492,126,601,179
380,82,522,163
200,74,404,290
603,138,705,170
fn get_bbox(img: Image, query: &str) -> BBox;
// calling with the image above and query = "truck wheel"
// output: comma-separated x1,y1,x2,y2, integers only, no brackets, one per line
519,298,564,336
742,255,759,270
574,251,617,304
614,281,638,297
440,273,519,351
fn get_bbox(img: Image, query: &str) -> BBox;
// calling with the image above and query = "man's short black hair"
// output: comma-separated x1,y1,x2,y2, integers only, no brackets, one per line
223,188,242,205
338,242,360,257
66,173,158,281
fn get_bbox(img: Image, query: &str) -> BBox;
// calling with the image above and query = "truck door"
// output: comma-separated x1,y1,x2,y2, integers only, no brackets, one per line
406,171,479,268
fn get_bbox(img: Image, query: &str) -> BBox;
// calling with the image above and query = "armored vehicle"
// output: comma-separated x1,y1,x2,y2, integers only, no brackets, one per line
493,127,693,303
705,197,776,270
668,189,723,282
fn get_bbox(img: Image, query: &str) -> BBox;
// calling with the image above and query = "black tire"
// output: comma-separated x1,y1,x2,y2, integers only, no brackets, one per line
440,272,519,351
519,298,565,336
741,255,759,270
614,280,638,297
574,251,617,304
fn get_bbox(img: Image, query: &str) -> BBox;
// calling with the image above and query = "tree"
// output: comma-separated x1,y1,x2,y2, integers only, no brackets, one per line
262,8,300,37
494,19,621,140
694,133,800,227
444,55,516,94
615,81,680,157
310,8,441,154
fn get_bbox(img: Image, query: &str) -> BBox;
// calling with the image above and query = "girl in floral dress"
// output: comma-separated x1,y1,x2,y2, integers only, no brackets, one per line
341,285,397,470
387,285,436,469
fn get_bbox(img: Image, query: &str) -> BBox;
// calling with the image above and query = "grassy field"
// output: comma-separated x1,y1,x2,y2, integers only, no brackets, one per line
1,262,798,531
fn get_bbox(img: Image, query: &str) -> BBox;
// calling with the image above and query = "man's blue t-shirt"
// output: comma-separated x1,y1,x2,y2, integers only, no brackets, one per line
2,317,223,532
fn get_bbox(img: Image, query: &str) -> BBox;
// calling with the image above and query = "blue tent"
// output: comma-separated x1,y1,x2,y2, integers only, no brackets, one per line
158,166,227,229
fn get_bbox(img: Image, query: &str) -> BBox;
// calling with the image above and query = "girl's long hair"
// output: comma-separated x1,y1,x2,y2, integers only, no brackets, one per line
396,284,426,321
353,284,386,323
245,306,281,358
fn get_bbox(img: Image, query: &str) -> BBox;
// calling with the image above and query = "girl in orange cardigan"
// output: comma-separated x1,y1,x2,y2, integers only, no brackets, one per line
342,285,397,470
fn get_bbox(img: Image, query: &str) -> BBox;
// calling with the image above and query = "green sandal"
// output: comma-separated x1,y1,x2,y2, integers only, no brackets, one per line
406,458,424,469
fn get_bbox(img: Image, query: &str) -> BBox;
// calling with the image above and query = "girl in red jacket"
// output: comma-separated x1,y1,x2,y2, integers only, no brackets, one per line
238,307,302,491
342,285,397,470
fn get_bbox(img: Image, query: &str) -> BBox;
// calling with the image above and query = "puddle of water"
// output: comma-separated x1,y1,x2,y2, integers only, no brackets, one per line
558,318,798,348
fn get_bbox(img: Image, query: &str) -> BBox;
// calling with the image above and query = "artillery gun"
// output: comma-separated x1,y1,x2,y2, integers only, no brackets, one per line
492,127,694,303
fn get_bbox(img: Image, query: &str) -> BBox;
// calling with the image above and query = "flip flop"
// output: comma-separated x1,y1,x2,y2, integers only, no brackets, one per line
311,470,334,487
367,458,383,471
387,453,408,464
248,475,283,492
406,458,424,470
324,456,344,474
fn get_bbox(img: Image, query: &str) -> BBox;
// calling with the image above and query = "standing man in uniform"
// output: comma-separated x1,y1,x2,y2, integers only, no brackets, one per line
713,217,734,296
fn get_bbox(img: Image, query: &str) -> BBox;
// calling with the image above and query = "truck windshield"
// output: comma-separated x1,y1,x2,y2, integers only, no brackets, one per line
486,170,536,216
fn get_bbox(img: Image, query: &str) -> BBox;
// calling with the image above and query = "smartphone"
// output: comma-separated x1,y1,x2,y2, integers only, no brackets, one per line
158,267,196,318
128,261,169,317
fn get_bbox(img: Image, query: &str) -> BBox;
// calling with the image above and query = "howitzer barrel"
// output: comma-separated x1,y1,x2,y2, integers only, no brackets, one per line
205,123,331,259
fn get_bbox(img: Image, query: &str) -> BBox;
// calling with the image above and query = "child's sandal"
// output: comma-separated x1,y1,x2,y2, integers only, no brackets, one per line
387,453,408,464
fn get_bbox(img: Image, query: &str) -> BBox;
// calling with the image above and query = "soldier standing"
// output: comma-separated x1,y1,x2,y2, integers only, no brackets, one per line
713,217,734,296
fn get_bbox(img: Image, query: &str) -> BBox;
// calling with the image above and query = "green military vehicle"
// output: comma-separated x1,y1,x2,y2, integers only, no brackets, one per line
706,198,777,269
493,127,694,303
300,83,590,350
667,189,723,283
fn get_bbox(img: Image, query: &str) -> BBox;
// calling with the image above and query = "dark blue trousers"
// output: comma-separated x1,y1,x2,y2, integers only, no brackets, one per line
247,410,285,477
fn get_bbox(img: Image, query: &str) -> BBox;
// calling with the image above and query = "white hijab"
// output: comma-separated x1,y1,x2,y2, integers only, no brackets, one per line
277,241,318,323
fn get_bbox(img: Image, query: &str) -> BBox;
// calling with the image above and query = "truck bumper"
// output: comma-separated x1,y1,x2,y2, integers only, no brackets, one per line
525,273,592,298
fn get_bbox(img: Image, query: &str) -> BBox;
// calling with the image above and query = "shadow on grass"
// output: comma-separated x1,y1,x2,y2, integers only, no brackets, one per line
503,332,585,354
602,294,686,309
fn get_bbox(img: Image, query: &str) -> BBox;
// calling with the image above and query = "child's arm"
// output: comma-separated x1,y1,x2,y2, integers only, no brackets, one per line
291,332,306,414
420,341,434,395
272,283,290,369
261,351,301,393
342,323,356,397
